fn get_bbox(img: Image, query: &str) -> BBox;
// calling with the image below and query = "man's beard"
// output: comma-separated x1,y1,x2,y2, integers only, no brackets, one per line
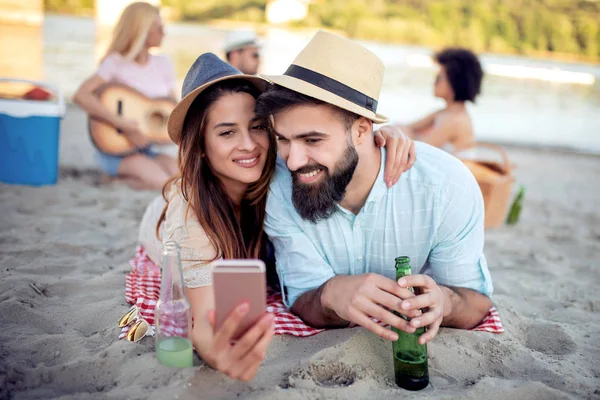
291,144,359,223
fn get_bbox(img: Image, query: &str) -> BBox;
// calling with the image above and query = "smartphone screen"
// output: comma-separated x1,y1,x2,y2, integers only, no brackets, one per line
212,259,267,340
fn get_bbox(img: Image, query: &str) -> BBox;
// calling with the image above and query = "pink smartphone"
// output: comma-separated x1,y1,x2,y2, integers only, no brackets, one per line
212,259,267,340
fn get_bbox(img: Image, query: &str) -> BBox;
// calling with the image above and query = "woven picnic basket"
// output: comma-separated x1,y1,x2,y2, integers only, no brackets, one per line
460,143,514,229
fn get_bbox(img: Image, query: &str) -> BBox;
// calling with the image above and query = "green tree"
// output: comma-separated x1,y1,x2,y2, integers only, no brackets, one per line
45,0,93,14
43,0,600,61
575,13,599,58
549,14,580,53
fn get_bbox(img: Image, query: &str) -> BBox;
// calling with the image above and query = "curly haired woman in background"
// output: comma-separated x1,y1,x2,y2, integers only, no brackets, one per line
398,48,484,158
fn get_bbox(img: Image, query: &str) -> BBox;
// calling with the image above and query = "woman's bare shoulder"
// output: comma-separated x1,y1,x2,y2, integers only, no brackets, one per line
439,108,472,127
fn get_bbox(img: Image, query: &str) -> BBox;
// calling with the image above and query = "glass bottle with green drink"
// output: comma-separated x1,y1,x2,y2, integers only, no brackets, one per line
155,241,194,368
392,256,429,390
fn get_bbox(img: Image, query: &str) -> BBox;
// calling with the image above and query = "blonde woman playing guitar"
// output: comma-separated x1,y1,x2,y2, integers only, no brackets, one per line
73,2,178,190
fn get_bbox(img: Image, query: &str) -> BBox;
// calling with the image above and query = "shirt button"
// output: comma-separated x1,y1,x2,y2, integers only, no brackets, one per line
354,223,360,228
357,256,363,261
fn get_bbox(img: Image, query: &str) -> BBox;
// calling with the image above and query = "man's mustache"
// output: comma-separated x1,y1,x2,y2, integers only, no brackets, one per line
292,164,328,177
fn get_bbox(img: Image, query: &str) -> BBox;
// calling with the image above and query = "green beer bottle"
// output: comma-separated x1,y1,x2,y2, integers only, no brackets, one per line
506,185,526,225
392,256,429,390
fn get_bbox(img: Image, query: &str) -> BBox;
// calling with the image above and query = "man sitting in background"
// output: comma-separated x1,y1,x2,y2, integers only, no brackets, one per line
223,29,261,75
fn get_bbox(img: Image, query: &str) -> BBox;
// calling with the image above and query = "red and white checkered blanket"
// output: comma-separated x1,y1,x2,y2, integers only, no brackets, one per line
119,246,503,339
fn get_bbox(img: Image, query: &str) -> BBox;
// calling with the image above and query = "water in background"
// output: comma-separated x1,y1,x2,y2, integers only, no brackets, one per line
4,14,600,153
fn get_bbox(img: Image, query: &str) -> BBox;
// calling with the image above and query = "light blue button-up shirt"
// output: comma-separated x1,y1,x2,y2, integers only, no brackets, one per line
265,142,493,307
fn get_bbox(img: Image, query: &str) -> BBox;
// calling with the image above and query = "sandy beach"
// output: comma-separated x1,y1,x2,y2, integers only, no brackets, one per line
1,105,599,400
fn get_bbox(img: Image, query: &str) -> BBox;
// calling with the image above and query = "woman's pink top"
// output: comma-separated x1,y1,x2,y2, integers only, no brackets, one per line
96,52,177,98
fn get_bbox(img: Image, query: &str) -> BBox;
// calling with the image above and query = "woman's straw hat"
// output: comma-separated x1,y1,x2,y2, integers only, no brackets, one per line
262,30,389,123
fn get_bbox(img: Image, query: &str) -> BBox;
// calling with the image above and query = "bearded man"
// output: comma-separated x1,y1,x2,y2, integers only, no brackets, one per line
255,31,493,344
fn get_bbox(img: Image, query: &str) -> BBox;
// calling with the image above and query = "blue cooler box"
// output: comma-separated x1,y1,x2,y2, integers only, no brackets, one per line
0,79,65,186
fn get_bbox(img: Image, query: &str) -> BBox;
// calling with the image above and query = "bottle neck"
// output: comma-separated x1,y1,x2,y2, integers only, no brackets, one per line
395,256,412,280
395,265,412,280
161,242,186,302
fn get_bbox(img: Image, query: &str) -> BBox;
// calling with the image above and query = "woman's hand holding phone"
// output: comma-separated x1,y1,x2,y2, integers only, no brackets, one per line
189,259,272,381
203,302,274,381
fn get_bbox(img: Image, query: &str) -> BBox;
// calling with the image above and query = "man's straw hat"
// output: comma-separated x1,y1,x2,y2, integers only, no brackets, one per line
262,30,389,123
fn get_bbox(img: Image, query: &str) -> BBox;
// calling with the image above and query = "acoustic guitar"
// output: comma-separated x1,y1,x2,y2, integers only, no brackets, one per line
88,83,177,156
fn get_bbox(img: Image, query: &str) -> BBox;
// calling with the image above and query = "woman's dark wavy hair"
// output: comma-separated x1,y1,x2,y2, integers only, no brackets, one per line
158,79,277,270
435,48,484,103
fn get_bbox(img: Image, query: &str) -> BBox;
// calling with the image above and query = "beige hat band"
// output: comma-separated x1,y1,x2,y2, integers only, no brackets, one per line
284,64,378,114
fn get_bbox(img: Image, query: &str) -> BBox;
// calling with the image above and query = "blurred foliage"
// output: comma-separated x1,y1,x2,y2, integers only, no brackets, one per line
45,0,600,61
45,0,94,15
302,0,600,61
162,0,268,22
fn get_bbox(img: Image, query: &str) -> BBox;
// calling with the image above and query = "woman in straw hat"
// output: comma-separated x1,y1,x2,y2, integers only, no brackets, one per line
73,2,178,190
133,52,415,380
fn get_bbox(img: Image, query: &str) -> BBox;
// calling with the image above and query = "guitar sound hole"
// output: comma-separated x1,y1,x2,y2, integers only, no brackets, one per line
148,111,167,128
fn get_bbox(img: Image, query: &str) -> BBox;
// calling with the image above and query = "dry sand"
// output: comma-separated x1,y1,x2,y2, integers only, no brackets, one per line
1,106,599,400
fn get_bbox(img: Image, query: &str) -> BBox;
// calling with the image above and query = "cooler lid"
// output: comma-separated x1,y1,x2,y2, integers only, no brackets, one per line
0,78,65,118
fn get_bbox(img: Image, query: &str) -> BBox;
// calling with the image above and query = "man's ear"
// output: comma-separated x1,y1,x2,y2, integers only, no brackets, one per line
353,117,373,146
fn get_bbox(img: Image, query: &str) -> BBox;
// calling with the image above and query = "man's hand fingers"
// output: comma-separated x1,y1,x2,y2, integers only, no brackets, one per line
371,290,421,319
350,310,400,341
369,274,415,300
397,274,436,290
418,319,442,344
409,306,442,330
400,292,435,312
361,301,416,334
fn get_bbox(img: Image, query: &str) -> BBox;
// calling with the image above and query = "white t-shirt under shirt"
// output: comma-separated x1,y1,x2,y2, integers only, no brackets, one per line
96,52,177,98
